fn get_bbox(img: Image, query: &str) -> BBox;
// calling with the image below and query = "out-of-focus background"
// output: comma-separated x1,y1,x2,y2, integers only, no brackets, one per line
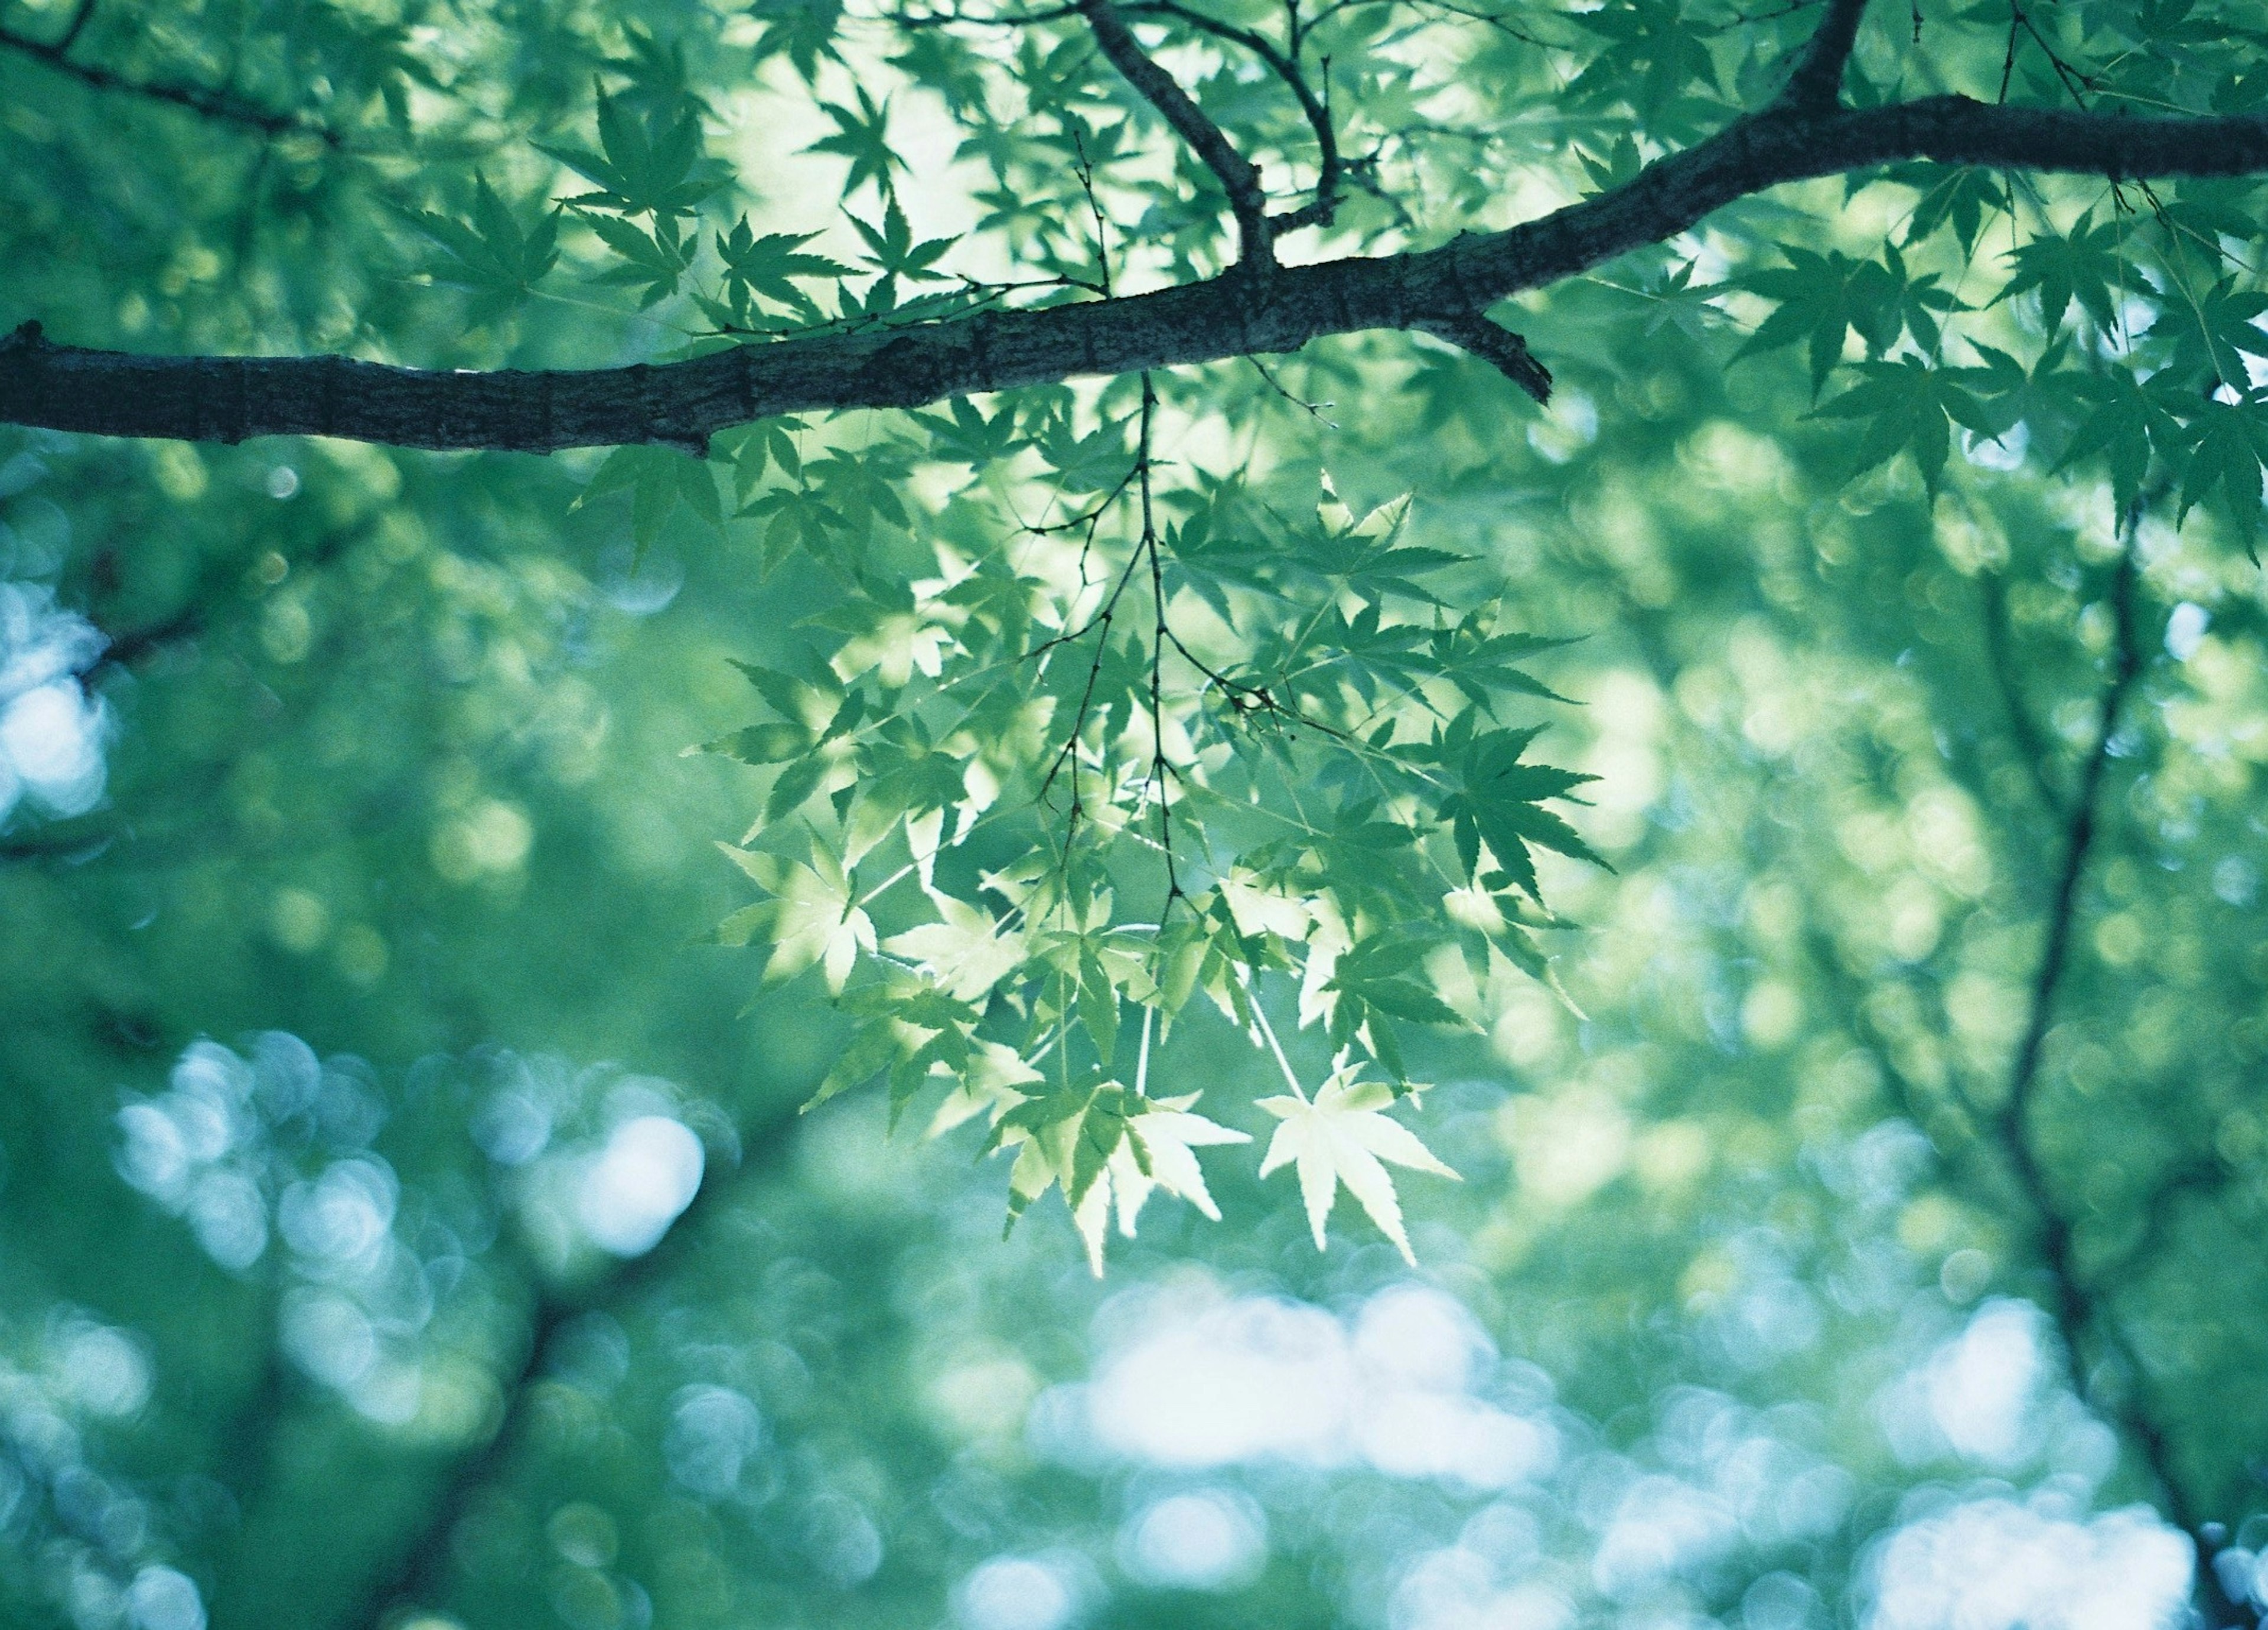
3,1,2266,1627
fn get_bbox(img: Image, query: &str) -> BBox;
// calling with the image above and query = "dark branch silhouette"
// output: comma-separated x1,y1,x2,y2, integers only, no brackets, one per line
1076,0,1275,270
12,92,2268,451
347,1112,788,1630
1777,0,1873,109
0,12,340,145
1983,539,2259,1630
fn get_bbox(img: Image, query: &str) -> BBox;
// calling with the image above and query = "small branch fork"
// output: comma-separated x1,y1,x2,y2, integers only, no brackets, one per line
1815,504,2257,1627
1077,0,1276,273
336,1096,807,1630
906,0,1344,237
1029,374,1345,917
1135,373,1186,911
18,4,2268,446
1067,0,1556,382
1032,376,1187,913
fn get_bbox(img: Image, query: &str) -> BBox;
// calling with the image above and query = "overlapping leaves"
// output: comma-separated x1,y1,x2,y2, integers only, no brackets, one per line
695,435,1588,1266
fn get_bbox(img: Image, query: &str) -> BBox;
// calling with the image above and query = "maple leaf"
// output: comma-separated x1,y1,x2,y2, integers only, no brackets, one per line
1219,869,1311,940
1814,356,2005,493
986,1084,1249,1274
927,1041,1044,1136
538,85,721,219
1257,1063,1459,1264
883,894,1024,1002
1108,1098,1253,1232
1065,1100,1250,1274
1996,214,2126,338
719,843,875,994
804,86,905,198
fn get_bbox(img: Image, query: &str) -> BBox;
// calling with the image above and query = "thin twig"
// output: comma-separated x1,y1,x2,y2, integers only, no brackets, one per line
341,1109,797,1630
1976,568,2067,820
1135,374,1186,914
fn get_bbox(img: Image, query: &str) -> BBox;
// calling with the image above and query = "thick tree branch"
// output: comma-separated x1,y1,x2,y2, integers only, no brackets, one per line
0,18,339,145
13,97,2268,450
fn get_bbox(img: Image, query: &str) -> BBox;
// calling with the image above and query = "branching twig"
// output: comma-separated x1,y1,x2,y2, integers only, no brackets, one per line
908,1,1346,232
52,0,97,54
1977,568,2068,820
1995,543,2138,1214
1077,0,1275,272
1135,373,1185,911
1136,0,1344,232
1984,532,2257,1630
344,1116,784,1630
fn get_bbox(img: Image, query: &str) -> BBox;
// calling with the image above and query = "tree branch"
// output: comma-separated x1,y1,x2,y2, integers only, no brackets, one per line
1987,541,2259,1630
1417,313,1552,402
12,98,2268,449
0,19,340,145
902,2,1342,231
1077,0,1275,270
1776,0,1872,110
1995,545,2137,1216
1977,568,2068,820
1135,0,1343,233
347,1107,788,1630
51,0,97,55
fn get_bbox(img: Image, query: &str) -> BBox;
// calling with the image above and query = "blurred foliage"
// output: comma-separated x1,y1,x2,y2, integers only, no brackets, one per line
1,0,2267,1628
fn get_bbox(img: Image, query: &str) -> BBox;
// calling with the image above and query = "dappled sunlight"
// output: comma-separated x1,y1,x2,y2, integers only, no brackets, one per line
0,579,106,823
6,0,2268,1623
1865,1501,2192,1630
1058,1280,1557,1488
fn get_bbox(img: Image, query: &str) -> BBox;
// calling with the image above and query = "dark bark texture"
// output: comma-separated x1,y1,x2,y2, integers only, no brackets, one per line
8,97,2268,452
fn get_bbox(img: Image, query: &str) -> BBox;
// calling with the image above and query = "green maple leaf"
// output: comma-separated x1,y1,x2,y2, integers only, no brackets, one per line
571,444,721,557
396,176,559,319
847,195,956,283
1895,163,2006,255
2163,276,2268,391
1736,247,1954,395
1426,719,1606,900
747,0,845,82
1257,1063,1459,1265
540,85,721,218
806,87,906,200
715,221,851,319
2057,367,2186,514
2175,393,2268,555
1816,356,2005,493
579,211,695,308
1997,214,2128,337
